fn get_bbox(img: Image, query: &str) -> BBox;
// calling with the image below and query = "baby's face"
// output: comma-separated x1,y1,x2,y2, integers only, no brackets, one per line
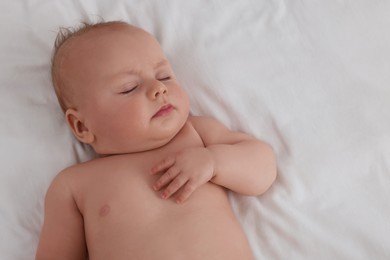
62,25,190,155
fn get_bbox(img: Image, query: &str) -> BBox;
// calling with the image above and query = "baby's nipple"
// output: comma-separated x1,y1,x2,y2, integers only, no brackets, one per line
99,204,111,217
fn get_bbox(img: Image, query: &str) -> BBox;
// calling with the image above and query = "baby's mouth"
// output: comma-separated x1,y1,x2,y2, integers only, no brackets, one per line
153,104,174,118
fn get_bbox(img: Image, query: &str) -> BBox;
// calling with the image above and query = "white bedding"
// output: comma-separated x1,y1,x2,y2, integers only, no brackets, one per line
1,1,390,259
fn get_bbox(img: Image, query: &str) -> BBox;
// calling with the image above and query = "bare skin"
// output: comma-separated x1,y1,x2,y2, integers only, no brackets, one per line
36,22,277,259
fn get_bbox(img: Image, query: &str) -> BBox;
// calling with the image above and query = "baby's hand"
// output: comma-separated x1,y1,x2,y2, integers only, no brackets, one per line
150,147,216,204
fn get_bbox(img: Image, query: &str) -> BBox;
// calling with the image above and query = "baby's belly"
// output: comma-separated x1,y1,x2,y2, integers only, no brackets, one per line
80,172,253,260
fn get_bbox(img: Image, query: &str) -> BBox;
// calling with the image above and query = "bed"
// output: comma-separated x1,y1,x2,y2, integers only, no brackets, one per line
1,1,389,259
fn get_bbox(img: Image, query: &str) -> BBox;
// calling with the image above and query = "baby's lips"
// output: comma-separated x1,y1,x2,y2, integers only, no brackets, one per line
153,103,173,118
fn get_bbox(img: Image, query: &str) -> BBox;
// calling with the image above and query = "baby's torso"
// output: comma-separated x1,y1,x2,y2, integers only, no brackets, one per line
65,121,253,259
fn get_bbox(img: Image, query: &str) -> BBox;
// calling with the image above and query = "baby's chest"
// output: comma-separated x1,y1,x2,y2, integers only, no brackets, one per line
79,167,222,237
78,123,205,221
78,159,166,217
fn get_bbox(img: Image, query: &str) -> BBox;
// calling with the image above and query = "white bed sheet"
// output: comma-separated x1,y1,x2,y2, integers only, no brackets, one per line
1,1,389,259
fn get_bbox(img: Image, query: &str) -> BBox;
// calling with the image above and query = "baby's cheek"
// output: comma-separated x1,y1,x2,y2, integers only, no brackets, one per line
177,90,190,109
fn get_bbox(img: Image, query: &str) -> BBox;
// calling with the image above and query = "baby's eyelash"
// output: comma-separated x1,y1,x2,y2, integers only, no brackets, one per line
158,76,171,81
120,86,138,95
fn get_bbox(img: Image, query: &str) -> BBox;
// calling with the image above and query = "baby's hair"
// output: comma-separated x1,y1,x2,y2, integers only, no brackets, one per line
51,20,129,112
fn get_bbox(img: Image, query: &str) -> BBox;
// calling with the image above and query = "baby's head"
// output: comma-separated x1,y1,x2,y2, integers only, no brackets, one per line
51,21,190,155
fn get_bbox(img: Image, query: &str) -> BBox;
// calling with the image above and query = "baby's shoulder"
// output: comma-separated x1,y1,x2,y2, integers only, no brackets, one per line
44,164,85,202
57,158,98,176
52,157,105,184
48,157,112,195
187,115,231,142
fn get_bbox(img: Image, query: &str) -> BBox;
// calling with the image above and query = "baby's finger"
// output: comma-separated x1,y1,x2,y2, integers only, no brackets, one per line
153,166,180,191
161,175,188,200
176,181,196,204
150,156,176,175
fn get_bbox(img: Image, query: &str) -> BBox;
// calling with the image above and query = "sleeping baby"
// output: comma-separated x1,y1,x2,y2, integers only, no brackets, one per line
35,21,277,259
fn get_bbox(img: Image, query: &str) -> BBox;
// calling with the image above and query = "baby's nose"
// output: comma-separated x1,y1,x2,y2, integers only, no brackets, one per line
149,81,168,99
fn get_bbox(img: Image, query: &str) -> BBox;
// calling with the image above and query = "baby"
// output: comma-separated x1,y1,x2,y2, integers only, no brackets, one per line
36,21,277,260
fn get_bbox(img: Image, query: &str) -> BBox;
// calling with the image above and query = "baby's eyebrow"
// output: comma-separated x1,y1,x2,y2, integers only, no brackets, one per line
154,59,169,69
110,68,138,81
110,59,169,81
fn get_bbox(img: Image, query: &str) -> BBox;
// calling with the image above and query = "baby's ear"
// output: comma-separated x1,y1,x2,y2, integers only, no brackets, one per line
65,108,95,144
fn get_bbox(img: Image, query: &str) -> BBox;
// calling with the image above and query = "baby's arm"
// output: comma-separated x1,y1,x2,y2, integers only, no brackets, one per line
151,116,277,202
35,170,88,260
190,116,277,195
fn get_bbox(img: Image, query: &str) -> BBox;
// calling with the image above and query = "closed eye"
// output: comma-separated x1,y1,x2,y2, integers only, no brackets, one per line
119,86,138,95
158,76,171,81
